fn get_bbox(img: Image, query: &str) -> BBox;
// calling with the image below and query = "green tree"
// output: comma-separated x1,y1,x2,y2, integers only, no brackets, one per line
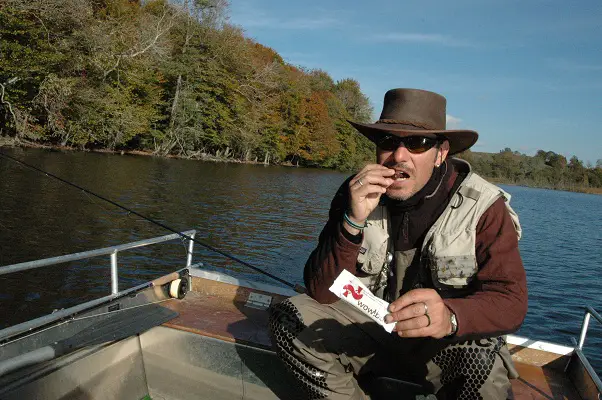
0,0,73,139
333,78,373,123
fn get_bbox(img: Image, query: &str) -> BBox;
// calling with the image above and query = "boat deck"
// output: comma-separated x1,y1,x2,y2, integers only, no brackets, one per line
163,279,582,400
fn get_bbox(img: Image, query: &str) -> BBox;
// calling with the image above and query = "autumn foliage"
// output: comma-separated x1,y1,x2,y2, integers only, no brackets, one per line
0,0,374,170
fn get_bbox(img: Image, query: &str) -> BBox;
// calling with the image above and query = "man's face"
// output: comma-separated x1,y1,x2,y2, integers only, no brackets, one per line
376,137,450,201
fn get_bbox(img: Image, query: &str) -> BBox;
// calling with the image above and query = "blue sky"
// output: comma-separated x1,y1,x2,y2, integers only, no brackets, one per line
228,0,602,165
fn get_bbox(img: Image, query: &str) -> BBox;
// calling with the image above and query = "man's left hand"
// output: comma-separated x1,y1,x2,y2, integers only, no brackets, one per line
385,288,453,339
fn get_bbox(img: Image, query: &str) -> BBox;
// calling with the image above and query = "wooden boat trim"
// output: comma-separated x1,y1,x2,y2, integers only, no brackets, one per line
189,266,297,297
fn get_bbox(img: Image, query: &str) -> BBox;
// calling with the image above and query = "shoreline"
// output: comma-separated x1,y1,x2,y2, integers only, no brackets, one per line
486,177,602,195
1,139,601,195
0,138,299,167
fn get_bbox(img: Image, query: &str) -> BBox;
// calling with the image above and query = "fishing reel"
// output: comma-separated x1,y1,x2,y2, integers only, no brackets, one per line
169,278,189,300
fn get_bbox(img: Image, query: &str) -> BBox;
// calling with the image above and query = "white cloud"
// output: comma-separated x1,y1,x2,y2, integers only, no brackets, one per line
446,114,463,129
371,33,476,48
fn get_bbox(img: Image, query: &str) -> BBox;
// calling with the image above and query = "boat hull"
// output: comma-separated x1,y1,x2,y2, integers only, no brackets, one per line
1,266,599,400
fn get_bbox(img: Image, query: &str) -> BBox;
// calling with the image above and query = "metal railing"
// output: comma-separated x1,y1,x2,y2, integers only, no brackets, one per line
577,306,602,350
0,230,196,294
569,306,602,393
0,230,196,342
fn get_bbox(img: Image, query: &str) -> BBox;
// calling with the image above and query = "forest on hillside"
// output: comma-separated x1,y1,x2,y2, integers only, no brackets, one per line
0,0,375,170
1,0,601,192
459,149,602,193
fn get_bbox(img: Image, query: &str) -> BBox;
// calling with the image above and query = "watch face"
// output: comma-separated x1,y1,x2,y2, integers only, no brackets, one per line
450,313,458,333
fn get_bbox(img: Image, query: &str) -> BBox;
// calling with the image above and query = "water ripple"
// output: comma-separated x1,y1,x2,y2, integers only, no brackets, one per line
0,150,600,375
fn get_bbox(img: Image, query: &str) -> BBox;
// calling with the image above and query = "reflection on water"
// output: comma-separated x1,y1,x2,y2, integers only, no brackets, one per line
0,148,346,326
1,147,601,373
500,184,602,374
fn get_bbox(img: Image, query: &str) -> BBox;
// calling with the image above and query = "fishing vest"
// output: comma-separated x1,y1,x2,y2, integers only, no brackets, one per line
356,161,522,298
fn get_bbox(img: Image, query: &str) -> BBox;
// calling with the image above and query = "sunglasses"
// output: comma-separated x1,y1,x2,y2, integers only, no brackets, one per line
376,135,440,154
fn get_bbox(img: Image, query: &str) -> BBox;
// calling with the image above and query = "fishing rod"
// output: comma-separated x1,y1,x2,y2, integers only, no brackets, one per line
0,151,306,293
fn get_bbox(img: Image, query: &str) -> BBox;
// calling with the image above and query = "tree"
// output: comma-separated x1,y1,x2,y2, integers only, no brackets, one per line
545,152,567,169
333,78,373,123
0,0,75,139
308,69,334,92
295,92,339,166
567,155,586,184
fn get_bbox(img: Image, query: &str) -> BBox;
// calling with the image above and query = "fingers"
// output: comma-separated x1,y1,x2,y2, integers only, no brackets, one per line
388,288,437,313
385,289,452,339
350,176,395,193
390,310,449,339
357,163,396,177
349,166,396,197
349,179,388,203
391,315,433,337
351,180,387,196
347,165,396,222
385,300,435,326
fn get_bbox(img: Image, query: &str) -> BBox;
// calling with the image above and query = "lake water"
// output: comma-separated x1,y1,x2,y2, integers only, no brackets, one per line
1,147,601,374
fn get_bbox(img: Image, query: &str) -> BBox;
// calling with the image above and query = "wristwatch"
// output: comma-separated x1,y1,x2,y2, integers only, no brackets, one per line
448,312,458,336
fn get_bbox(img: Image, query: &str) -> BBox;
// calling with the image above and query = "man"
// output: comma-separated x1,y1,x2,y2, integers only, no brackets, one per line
269,88,527,399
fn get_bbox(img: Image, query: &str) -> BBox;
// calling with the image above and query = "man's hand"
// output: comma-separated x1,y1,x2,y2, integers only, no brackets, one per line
384,288,454,339
345,165,395,233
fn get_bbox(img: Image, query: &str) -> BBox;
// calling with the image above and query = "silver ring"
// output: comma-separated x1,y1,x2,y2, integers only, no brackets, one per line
425,313,431,327
357,178,364,186
423,302,428,315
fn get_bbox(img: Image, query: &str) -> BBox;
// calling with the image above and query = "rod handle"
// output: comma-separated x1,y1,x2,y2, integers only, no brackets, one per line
151,272,180,287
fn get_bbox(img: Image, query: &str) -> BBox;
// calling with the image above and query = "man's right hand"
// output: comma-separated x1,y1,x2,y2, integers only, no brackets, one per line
345,165,395,233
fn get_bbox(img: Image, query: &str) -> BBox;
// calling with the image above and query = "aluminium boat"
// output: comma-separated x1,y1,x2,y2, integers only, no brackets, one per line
0,231,600,399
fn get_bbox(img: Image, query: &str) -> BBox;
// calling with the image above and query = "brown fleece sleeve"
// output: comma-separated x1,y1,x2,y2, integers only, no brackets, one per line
444,197,528,337
304,178,363,304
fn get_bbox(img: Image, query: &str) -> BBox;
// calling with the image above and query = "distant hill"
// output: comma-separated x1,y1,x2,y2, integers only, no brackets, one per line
456,149,602,194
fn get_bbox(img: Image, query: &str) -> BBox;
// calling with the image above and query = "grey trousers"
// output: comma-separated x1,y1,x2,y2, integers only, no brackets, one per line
268,294,516,400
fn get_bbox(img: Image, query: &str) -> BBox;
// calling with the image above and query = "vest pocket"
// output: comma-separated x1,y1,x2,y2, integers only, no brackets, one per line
357,241,386,275
357,222,389,276
429,255,477,288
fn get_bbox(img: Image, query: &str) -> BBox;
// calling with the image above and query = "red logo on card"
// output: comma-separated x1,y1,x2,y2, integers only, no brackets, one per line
342,284,363,300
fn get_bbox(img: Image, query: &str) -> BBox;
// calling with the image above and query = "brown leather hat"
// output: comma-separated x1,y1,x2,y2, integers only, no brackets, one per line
349,88,478,155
